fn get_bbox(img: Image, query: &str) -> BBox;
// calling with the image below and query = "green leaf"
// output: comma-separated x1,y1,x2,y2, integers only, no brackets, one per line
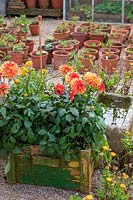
65,114,73,122
11,123,20,133
24,120,32,129
48,134,56,142
38,129,48,136
64,153,71,161
70,107,79,116
39,140,47,146
0,119,9,127
5,158,10,175
0,107,6,118
92,131,106,147
12,146,20,154
59,136,66,145
58,108,66,117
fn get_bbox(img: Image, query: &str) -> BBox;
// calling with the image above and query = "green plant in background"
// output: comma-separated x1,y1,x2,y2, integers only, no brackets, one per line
70,193,93,200
70,3,92,20
99,70,120,92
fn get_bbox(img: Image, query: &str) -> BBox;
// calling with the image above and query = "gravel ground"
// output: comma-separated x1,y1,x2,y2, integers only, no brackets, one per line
0,18,132,200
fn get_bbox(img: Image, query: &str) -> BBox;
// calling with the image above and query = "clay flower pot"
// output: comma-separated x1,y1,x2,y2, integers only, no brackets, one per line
70,32,88,48
123,55,133,71
111,42,123,55
101,47,120,56
89,31,107,42
55,44,73,52
80,54,96,72
84,39,101,51
51,0,63,9
42,44,54,64
23,39,34,53
53,50,70,70
81,47,99,59
8,51,24,65
30,50,48,69
39,0,49,8
53,29,70,41
67,39,80,52
124,46,133,56
29,23,39,36
25,0,36,8
108,33,125,44
101,54,119,74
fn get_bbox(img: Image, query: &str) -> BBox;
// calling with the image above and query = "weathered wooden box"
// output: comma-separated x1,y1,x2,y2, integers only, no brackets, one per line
7,146,94,192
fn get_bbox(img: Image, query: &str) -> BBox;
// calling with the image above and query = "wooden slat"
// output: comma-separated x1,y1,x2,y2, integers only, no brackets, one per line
7,8,62,17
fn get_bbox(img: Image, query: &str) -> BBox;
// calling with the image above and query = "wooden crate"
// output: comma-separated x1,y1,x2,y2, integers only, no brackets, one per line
7,146,94,192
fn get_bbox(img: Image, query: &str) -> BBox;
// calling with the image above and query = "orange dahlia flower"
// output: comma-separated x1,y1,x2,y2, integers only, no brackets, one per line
0,83,10,97
55,83,65,96
59,65,73,76
71,78,86,94
1,61,20,79
65,72,80,85
84,72,103,90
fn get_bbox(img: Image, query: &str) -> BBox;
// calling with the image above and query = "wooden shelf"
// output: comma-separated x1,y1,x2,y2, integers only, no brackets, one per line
7,8,62,18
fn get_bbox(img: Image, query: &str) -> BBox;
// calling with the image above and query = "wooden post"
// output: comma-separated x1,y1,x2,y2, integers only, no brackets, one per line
80,149,92,192
38,15,43,75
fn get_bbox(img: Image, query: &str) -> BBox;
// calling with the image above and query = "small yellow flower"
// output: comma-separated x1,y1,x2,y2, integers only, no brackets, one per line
86,194,93,200
25,60,32,67
123,173,129,179
106,177,113,182
120,183,126,189
24,93,28,97
105,165,110,170
14,79,20,84
110,152,116,157
102,146,109,151
21,67,28,76
112,166,118,171
127,132,131,135
117,176,121,179
42,69,47,76
126,76,130,79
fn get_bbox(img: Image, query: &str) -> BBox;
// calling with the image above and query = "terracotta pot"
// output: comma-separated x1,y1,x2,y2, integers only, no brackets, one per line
39,0,49,8
97,24,111,33
53,29,70,41
24,40,34,53
8,51,24,65
124,46,133,56
53,50,70,70
129,34,133,44
29,24,39,36
51,0,63,9
89,32,107,42
16,31,27,42
123,55,133,71
80,54,96,72
81,47,98,59
55,44,73,52
101,47,120,56
108,33,125,43
42,46,54,64
84,39,101,51
30,51,48,69
70,32,88,48
101,54,119,74
67,39,80,52
111,42,123,55
25,0,36,8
